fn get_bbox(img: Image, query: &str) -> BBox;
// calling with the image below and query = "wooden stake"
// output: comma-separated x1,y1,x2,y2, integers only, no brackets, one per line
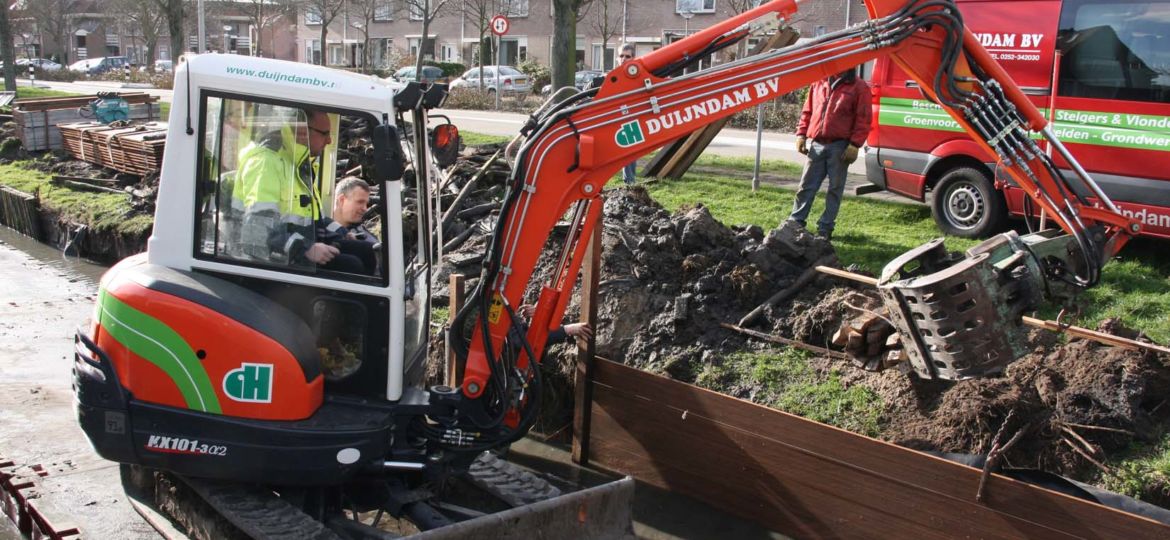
738,254,837,327
720,322,849,360
572,220,603,465
445,274,466,388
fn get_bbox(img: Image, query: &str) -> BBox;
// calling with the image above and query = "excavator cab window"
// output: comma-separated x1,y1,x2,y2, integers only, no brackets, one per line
195,93,388,282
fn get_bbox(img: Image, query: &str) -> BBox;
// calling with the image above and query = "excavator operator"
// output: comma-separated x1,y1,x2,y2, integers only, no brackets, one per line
233,108,355,271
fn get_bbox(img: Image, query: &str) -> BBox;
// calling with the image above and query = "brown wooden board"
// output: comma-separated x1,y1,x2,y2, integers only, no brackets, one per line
15,103,162,151
57,122,167,175
12,93,157,112
644,28,800,181
585,358,1170,539
0,186,42,240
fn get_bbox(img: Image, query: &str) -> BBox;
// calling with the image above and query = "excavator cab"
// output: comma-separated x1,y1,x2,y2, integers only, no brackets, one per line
73,55,440,486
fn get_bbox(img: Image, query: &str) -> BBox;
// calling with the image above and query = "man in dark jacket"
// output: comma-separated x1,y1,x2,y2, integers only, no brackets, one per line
787,68,872,241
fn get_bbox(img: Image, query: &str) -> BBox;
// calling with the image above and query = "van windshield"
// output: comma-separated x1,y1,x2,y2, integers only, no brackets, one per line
1057,0,1170,103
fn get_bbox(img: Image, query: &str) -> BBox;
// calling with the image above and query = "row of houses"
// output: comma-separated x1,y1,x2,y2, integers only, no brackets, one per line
14,0,865,72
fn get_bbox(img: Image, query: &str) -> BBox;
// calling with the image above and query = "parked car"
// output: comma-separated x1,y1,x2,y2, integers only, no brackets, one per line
450,65,532,95
154,59,173,73
68,56,130,75
541,69,605,95
391,65,445,84
15,58,62,72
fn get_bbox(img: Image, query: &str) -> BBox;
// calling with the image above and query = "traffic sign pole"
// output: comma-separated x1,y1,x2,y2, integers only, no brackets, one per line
490,15,510,111
495,34,500,111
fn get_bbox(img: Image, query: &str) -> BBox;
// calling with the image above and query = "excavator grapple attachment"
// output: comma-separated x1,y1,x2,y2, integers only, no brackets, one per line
877,232,1044,380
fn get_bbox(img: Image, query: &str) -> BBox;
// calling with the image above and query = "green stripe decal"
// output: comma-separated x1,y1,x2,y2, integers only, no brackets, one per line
879,97,1170,152
98,289,222,413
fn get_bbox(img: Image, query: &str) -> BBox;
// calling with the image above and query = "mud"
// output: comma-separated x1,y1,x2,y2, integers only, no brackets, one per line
431,171,1170,507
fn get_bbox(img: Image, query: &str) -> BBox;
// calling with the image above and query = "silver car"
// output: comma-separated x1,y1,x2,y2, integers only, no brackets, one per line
450,65,532,95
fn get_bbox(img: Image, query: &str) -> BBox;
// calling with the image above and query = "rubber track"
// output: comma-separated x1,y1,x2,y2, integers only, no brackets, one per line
466,452,561,508
182,477,340,540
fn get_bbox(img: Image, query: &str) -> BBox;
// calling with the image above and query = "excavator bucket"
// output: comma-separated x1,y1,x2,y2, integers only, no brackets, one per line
877,232,1045,380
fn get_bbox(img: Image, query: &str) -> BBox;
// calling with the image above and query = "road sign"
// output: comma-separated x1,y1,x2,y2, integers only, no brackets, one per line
490,15,510,36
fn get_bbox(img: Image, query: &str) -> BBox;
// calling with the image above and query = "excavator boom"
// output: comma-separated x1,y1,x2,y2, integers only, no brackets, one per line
452,0,1138,439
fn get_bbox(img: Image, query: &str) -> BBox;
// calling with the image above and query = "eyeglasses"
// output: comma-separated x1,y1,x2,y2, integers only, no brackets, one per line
308,125,331,137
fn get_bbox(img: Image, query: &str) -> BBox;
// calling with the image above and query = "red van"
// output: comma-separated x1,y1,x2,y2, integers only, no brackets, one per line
864,0,1170,238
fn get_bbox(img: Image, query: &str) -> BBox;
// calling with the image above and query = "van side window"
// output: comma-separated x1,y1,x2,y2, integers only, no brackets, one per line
195,95,387,281
1057,0,1170,103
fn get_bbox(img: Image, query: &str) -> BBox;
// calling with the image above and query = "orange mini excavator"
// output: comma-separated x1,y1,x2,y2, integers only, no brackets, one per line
74,0,1136,535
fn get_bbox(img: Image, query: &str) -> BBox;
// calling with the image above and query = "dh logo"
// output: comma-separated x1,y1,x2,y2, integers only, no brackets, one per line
615,120,645,148
223,363,273,403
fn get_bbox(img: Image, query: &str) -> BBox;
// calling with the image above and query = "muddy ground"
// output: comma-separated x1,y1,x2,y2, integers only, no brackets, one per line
431,162,1170,509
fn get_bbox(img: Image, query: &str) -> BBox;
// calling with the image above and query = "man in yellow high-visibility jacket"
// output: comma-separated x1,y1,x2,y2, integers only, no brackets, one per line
233,109,341,267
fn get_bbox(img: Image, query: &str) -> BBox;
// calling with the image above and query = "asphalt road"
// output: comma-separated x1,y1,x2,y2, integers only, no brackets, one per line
17,78,868,177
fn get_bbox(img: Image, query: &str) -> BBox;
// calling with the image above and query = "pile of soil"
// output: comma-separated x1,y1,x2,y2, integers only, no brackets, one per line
586,192,1170,505
588,187,834,377
426,145,1170,504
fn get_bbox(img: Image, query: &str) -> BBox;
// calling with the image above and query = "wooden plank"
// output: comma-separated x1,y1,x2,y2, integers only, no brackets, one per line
588,359,1170,539
0,186,42,240
13,93,157,112
641,136,688,178
15,103,161,151
445,274,466,388
588,388,1066,539
572,224,603,465
649,27,800,180
57,121,168,175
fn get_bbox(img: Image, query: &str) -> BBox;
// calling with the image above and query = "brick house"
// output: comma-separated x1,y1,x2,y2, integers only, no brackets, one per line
12,0,300,67
297,0,867,71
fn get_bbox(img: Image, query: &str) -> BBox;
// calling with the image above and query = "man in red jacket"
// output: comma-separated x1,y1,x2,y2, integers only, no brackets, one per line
786,68,872,241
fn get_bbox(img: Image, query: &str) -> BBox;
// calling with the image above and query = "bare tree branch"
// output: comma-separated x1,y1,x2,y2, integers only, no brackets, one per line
401,0,452,74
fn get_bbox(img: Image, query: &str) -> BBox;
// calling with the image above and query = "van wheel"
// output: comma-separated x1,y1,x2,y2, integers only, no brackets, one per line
931,166,1006,238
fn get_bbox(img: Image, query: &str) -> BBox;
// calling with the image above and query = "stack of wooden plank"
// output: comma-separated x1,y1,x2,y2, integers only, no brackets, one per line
13,93,162,151
58,122,168,176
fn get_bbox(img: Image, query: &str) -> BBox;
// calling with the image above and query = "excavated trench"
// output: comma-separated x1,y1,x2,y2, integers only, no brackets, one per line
431,148,1170,510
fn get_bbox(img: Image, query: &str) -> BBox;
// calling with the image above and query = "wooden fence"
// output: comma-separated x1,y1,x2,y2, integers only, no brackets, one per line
0,186,42,240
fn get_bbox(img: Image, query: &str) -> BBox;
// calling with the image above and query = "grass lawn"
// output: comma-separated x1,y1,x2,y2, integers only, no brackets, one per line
0,162,152,236
460,131,512,147
641,173,1170,343
456,130,1170,342
16,86,80,100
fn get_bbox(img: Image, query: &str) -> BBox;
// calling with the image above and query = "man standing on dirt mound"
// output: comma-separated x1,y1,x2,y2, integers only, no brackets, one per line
786,67,872,242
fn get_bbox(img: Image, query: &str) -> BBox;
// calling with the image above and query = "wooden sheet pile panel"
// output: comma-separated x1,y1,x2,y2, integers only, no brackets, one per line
13,93,161,151
57,122,167,176
581,358,1170,539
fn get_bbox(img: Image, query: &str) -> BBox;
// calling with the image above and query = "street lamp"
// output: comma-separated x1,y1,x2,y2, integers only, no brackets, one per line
680,9,694,37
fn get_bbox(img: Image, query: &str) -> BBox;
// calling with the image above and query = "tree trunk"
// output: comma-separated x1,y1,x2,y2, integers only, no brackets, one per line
319,24,328,65
0,2,16,92
551,0,577,91
362,36,371,72
414,10,430,75
167,0,184,61
477,32,486,90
